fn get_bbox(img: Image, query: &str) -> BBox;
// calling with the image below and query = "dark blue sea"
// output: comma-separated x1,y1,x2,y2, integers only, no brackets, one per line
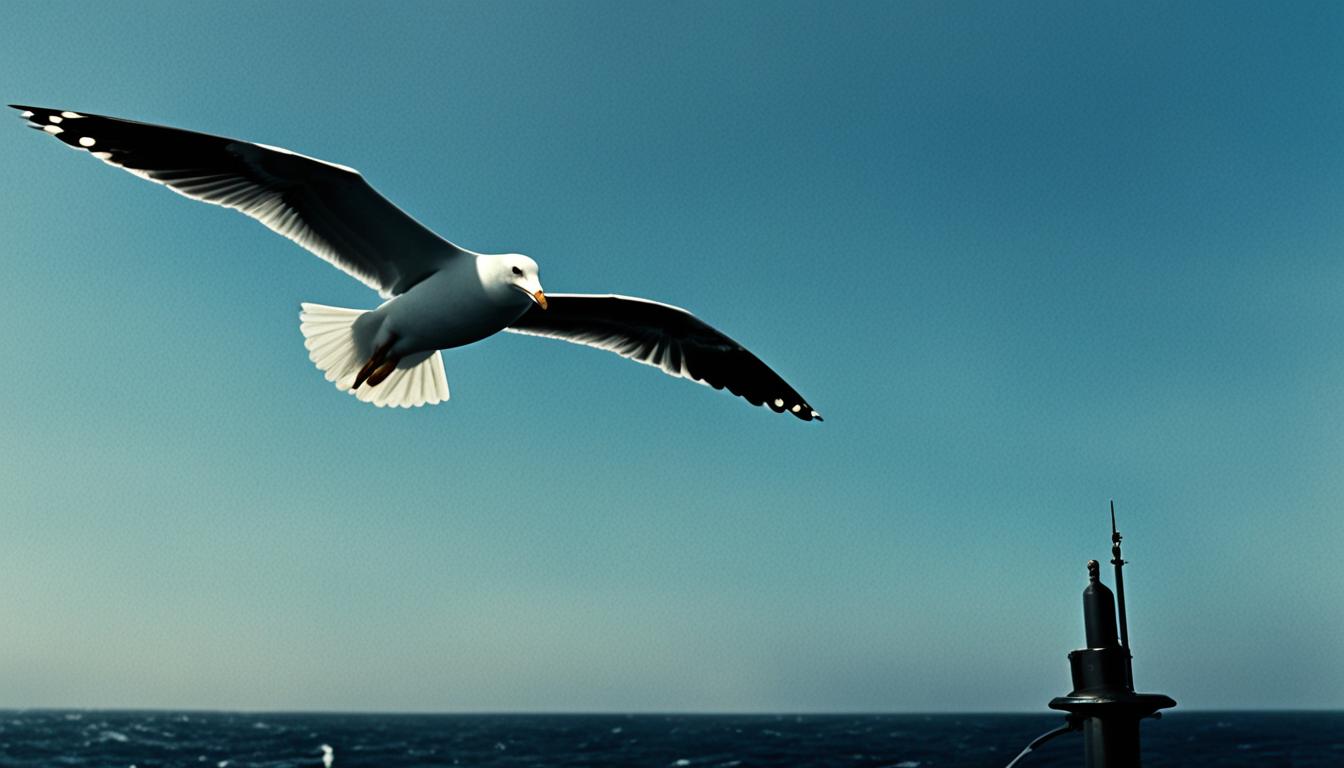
0,711,1338,767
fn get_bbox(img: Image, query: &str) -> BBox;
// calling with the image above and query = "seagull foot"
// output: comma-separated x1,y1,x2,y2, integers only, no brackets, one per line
365,357,401,388
353,339,395,390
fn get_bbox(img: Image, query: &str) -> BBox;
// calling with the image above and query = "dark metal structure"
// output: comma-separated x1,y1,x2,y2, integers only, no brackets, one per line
1046,503,1176,767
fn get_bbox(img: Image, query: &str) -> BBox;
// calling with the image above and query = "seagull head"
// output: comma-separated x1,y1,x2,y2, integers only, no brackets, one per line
482,253,547,310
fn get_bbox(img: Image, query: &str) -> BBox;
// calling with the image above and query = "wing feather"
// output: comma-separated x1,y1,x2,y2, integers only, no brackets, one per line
11,104,464,297
506,294,821,421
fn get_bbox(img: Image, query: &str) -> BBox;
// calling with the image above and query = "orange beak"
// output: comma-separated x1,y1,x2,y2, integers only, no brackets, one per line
533,290,548,310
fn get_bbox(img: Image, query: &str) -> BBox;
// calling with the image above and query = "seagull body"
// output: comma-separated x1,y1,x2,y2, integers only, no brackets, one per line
11,105,821,420
353,254,544,371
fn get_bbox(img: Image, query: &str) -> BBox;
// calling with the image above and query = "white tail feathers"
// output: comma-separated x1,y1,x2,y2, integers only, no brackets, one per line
299,303,449,408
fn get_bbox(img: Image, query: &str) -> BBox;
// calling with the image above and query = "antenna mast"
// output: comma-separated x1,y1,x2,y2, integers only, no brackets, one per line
1110,500,1132,689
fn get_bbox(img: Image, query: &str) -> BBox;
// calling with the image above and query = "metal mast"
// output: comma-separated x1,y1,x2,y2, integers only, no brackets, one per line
1046,505,1175,767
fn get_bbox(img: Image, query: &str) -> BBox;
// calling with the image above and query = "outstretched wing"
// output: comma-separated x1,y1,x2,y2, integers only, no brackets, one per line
11,105,463,297
506,294,821,421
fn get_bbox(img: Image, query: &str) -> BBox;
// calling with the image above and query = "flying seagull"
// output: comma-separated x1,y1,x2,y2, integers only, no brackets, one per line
10,105,821,420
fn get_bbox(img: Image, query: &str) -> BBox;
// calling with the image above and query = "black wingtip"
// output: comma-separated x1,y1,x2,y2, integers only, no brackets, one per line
10,104,43,124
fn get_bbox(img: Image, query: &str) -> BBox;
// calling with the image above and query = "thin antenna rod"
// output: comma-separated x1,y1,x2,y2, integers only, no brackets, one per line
1111,500,1133,689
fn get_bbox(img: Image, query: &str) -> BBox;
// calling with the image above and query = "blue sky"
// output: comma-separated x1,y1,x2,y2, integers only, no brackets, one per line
1,1,1340,712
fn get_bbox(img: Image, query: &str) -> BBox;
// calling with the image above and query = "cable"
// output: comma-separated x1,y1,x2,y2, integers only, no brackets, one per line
1003,719,1079,768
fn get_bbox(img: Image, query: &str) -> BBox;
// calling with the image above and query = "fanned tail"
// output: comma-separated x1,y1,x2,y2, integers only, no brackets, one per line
299,303,449,408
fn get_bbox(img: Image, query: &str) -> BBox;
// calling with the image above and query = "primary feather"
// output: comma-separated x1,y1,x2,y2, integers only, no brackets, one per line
10,104,462,297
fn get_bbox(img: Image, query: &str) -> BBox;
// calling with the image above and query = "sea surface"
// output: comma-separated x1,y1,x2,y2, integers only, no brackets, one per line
0,711,1338,767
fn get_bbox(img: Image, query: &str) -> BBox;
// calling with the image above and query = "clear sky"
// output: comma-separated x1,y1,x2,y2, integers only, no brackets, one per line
1,1,1341,713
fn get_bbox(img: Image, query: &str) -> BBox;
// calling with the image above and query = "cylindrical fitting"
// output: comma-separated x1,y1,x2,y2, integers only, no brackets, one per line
1084,560,1120,649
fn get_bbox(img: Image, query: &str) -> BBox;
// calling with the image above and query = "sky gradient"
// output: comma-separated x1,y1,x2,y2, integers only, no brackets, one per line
1,1,1341,712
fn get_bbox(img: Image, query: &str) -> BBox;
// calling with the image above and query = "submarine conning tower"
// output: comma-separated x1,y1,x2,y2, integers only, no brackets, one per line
1047,504,1176,768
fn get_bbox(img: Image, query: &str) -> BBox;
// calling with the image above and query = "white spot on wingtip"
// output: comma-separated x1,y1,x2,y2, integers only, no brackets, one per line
60,111,84,119
91,151,112,160
47,115,62,124
774,398,784,407
43,124,63,134
78,136,96,147
791,404,802,413
19,110,34,118
810,410,820,419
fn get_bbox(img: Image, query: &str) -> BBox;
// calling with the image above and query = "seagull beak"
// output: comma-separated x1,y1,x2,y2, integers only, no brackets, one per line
532,290,548,310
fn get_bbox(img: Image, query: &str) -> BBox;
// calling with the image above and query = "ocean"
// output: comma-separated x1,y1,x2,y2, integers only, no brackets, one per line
0,711,1338,767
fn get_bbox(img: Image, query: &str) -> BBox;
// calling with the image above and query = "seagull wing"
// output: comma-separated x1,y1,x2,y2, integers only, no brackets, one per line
506,294,821,421
11,105,463,297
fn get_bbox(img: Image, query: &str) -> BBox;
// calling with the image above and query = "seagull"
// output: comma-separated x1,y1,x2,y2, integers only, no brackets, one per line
10,105,821,420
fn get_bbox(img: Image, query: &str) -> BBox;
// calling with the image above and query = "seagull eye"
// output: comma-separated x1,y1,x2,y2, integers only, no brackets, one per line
511,266,523,276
